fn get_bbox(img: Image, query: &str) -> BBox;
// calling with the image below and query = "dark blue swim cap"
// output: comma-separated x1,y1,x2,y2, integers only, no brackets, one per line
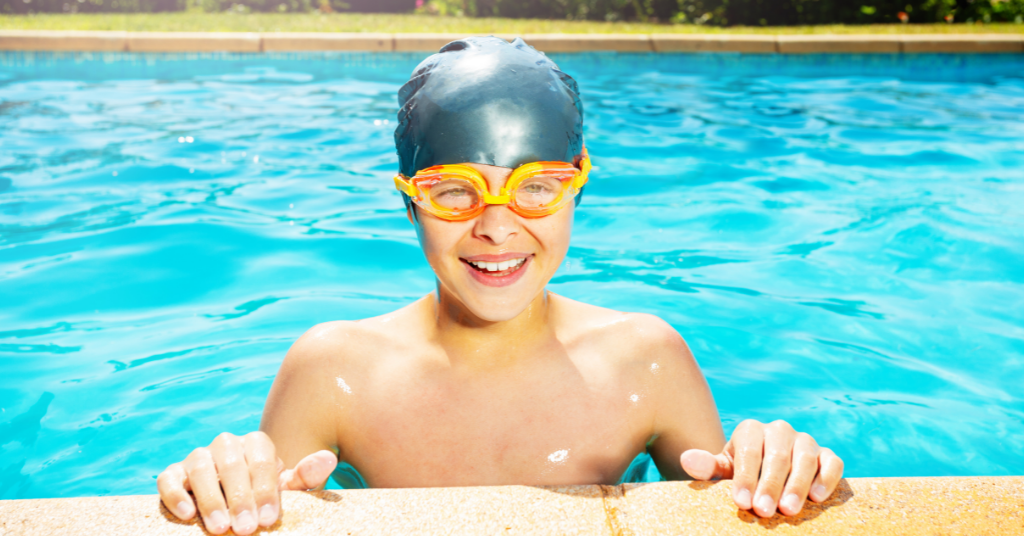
394,36,585,204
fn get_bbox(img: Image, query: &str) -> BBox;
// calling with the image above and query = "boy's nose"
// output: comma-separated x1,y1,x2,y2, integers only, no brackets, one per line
472,204,519,245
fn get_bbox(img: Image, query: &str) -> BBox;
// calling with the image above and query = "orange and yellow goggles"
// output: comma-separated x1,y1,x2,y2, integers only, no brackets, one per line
394,151,591,222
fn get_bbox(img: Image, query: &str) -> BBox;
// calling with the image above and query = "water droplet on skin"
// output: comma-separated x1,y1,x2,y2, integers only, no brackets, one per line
547,449,569,464
336,377,352,394
630,394,639,403
650,363,659,374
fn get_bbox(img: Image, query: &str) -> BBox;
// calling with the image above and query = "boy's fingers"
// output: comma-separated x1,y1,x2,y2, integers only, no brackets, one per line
752,420,796,518
809,448,844,503
729,420,765,511
680,449,733,481
156,463,195,521
280,450,338,491
778,433,820,516
210,434,258,536
183,448,231,535
242,431,281,527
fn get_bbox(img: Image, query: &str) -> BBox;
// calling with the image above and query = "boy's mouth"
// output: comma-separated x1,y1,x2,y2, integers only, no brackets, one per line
460,254,532,287
466,257,527,276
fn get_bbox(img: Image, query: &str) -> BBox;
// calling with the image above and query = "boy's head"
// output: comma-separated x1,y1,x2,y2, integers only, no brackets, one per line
395,36,584,181
394,37,586,322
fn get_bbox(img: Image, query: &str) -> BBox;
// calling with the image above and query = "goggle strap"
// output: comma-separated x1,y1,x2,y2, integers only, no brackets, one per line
394,175,419,197
572,157,592,189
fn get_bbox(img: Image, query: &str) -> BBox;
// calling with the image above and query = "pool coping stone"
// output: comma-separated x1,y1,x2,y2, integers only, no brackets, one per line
1,30,1022,53
0,476,1021,535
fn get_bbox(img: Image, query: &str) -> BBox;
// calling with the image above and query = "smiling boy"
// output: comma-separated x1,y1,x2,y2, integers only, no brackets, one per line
158,37,843,535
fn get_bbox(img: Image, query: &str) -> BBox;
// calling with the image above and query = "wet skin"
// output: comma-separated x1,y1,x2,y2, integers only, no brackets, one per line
157,163,844,535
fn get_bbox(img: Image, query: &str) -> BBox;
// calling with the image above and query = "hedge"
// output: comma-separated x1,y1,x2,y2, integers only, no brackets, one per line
2,0,1022,25
425,0,1024,25
0,0,413,13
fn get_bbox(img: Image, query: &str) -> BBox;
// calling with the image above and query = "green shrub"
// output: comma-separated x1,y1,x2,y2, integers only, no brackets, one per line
418,0,1024,24
1,0,183,14
194,0,413,12
0,0,413,13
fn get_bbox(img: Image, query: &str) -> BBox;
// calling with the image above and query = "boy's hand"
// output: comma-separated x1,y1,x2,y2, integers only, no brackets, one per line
157,431,337,535
679,419,843,518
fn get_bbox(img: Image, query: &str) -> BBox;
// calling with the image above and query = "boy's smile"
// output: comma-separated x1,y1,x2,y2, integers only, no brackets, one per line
460,253,532,287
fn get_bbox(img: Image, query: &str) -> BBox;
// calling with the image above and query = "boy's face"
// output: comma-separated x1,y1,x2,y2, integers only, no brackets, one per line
412,162,574,322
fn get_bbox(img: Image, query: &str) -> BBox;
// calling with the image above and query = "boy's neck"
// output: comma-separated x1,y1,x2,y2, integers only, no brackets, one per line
430,288,555,370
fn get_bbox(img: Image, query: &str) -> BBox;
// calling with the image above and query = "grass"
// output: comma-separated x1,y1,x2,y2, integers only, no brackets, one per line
2,13,1024,34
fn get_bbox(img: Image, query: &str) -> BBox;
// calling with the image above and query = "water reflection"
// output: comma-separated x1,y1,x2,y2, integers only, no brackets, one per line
0,52,1022,499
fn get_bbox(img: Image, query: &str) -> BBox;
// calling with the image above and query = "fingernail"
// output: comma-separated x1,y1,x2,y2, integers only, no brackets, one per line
175,501,194,518
780,493,802,513
755,494,776,516
234,510,256,534
259,503,278,526
811,484,827,501
208,510,229,532
734,488,752,509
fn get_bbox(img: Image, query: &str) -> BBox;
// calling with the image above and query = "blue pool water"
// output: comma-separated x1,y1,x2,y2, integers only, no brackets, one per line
1,51,1023,499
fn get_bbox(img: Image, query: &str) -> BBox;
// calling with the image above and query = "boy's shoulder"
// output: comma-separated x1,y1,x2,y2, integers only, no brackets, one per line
282,299,427,372
551,293,697,372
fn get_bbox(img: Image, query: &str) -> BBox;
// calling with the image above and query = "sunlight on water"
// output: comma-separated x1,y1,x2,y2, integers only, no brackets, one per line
1,52,1022,499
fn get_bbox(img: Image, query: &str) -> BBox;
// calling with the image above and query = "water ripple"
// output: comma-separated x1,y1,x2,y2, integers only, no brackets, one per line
1,52,1022,498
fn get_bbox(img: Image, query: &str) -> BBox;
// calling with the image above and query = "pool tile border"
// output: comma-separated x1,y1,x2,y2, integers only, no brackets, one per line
1,30,1023,54
0,30,128,52
651,34,777,53
262,32,392,52
902,33,1024,52
0,477,1021,535
777,34,902,53
125,32,260,53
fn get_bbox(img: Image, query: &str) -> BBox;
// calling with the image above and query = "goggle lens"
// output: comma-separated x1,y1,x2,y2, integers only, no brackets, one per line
395,155,589,221
511,173,571,213
429,177,481,212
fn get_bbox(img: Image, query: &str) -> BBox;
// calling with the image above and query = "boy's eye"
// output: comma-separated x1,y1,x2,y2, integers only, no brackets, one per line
430,179,479,209
515,176,563,208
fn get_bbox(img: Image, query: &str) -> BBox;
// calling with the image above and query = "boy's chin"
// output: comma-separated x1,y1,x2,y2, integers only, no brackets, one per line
460,294,539,323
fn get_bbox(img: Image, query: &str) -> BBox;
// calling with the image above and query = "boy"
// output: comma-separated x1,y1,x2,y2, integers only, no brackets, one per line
158,37,843,535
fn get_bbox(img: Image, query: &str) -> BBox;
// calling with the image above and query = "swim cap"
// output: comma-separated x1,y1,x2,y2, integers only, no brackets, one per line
394,36,585,201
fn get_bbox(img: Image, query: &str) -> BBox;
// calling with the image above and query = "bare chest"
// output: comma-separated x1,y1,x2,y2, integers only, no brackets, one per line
339,367,653,488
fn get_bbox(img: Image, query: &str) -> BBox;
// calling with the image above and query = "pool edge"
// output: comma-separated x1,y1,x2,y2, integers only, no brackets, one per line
1,30,1023,54
1,476,1021,535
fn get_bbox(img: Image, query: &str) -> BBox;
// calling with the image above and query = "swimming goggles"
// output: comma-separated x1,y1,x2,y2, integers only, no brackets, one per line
394,150,591,221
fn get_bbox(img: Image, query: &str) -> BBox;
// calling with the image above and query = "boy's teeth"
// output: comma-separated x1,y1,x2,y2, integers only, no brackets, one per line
470,258,525,272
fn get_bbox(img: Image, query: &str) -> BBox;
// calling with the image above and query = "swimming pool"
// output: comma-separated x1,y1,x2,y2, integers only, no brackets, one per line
1,50,1022,500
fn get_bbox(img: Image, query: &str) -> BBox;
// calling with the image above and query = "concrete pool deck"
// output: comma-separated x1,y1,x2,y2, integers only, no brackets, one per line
1,477,1021,535
1,30,1023,53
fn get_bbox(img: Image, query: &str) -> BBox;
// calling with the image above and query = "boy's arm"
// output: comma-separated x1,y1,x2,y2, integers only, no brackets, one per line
260,322,346,476
157,324,344,535
639,315,727,481
641,316,844,518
